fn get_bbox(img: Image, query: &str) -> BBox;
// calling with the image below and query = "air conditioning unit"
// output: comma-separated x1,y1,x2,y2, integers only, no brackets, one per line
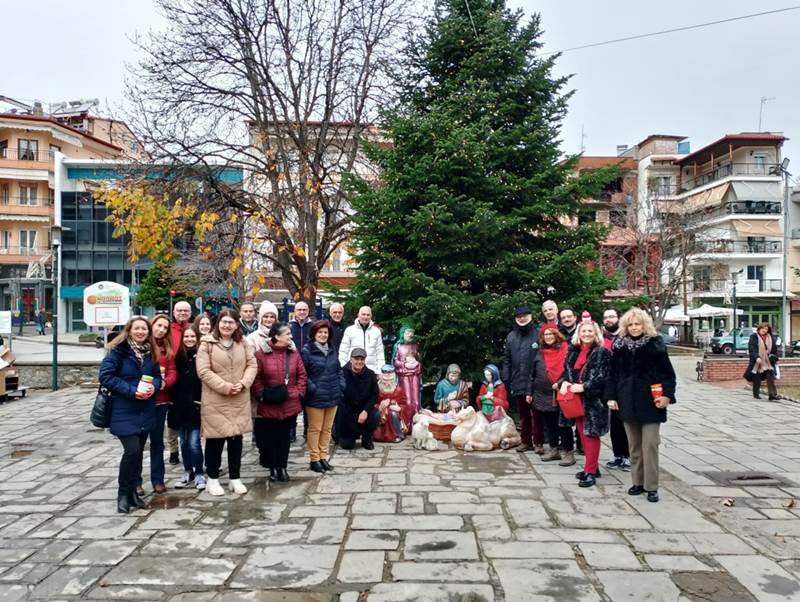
729,202,745,213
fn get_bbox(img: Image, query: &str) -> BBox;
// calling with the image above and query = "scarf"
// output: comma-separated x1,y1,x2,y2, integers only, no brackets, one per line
757,334,773,373
315,341,329,356
613,334,650,352
573,343,593,376
128,338,151,368
542,344,567,385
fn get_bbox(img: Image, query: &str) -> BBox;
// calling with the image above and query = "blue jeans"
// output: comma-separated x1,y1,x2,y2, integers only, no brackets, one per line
147,404,169,486
179,428,204,476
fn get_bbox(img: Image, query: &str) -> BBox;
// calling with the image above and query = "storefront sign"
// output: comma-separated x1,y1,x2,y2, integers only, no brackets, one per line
83,281,130,326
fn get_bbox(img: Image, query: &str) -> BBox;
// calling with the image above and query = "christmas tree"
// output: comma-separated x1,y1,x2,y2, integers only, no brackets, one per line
347,0,616,375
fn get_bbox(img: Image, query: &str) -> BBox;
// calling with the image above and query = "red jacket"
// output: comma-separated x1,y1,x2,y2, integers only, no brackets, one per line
171,321,187,350
252,346,308,420
475,383,509,412
155,340,177,405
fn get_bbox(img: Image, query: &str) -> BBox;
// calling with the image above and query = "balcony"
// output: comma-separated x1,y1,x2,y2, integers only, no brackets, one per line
0,197,52,217
0,148,53,172
688,278,783,294
691,240,782,255
0,246,50,264
681,162,779,192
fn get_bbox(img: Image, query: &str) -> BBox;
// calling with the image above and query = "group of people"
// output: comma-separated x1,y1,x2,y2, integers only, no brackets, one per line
99,293,678,513
502,301,677,502
98,299,425,514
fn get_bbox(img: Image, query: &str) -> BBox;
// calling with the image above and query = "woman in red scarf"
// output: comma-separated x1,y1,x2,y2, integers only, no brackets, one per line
561,313,612,488
530,323,572,464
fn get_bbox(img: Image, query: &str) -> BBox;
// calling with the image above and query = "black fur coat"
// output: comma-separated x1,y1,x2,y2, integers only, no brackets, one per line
562,343,611,438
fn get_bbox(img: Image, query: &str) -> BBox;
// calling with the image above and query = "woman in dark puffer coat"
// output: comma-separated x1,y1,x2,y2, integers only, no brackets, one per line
606,308,676,504
301,320,343,473
99,317,162,514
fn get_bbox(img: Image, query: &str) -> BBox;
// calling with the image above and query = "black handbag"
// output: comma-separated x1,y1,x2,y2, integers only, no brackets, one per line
261,351,290,406
90,386,112,428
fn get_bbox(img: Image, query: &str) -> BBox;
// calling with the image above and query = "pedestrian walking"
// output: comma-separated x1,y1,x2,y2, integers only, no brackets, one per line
301,320,341,473
252,322,308,482
98,317,161,513
606,308,677,503
501,306,541,453
168,327,206,490
36,308,46,335
602,308,630,472
745,322,780,400
144,314,177,494
197,308,257,496
561,313,611,488
530,323,573,464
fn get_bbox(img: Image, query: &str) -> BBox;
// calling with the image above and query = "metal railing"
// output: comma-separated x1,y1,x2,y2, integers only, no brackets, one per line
681,162,780,191
0,246,45,256
689,278,783,293
0,195,50,207
0,148,54,162
692,240,782,254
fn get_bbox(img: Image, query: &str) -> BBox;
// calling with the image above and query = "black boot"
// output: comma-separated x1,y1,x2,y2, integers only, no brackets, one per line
320,459,334,471
309,461,325,473
128,489,146,509
361,437,374,451
268,468,278,482
289,427,297,443
117,490,131,514
278,468,290,482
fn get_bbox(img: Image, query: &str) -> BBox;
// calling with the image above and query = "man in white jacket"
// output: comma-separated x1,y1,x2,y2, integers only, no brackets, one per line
339,306,385,373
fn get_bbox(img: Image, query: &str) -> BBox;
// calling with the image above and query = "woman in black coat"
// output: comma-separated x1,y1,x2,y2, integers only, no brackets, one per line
606,308,676,504
745,322,779,400
560,315,612,488
301,320,343,473
98,317,162,514
168,327,205,490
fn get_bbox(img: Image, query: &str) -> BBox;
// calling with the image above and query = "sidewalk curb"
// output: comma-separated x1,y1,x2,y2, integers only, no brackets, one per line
12,336,95,348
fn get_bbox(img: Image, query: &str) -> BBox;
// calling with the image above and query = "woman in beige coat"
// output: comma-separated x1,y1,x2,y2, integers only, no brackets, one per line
197,308,257,497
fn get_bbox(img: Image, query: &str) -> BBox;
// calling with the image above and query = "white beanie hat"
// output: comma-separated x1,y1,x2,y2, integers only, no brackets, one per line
259,300,279,318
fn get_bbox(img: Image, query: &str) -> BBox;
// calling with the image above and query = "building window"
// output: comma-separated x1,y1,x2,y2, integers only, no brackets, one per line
752,153,768,175
19,185,37,206
48,144,61,158
0,183,8,205
654,175,672,196
0,231,10,250
18,139,38,161
693,266,711,292
0,140,8,158
19,230,37,253
746,265,765,281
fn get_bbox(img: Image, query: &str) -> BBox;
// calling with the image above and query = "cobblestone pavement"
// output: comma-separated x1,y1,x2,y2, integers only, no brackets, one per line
1,357,800,601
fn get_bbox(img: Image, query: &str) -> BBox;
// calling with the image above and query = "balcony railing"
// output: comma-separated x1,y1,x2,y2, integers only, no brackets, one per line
0,148,54,163
682,162,780,192
689,278,783,293
692,240,782,254
0,196,51,208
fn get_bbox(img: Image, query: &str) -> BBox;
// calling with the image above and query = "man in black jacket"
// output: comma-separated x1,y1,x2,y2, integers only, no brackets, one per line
328,303,346,353
502,307,540,453
338,348,380,450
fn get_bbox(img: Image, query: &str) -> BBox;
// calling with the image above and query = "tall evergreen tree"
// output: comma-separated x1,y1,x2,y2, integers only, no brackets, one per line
347,0,616,375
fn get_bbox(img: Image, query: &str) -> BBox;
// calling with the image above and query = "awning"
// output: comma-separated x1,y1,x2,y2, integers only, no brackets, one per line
732,219,782,236
0,214,50,223
683,183,730,212
731,181,782,201
0,121,82,147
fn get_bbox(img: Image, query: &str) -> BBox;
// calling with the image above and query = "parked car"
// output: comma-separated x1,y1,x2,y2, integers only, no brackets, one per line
709,327,756,355
95,325,123,348
791,340,800,356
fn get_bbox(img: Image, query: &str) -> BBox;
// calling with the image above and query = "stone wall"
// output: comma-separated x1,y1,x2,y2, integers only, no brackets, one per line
14,362,100,390
702,356,800,384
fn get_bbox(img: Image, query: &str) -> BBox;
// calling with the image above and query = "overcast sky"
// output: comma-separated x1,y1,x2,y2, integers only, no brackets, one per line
2,0,798,163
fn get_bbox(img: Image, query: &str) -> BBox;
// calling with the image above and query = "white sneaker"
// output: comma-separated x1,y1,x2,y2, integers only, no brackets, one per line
206,478,225,496
174,472,191,488
194,475,206,490
229,479,248,494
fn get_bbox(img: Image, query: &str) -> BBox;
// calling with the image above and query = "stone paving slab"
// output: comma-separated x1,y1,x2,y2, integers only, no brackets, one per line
2,364,800,600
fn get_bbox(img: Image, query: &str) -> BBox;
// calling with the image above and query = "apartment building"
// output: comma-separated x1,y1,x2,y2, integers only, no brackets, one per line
632,132,787,334
0,99,136,322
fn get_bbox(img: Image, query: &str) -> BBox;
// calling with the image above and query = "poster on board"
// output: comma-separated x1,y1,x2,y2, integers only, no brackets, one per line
83,282,130,327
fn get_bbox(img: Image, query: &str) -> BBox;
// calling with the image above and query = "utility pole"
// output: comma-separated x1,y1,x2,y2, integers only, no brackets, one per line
780,158,791,355
732,269,743,352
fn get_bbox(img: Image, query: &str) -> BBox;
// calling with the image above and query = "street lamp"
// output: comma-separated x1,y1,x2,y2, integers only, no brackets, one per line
780,157,791,356
731,269,744,351
51,224,61,390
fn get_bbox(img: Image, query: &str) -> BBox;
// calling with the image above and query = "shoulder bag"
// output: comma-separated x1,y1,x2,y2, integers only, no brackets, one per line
556,351,593,419
90,385,112,428
261,351,290,406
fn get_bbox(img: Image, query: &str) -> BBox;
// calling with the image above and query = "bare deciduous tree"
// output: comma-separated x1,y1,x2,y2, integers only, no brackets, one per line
124,0,413,301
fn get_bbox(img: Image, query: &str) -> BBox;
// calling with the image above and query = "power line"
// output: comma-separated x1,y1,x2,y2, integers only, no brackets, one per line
542,6,800,56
